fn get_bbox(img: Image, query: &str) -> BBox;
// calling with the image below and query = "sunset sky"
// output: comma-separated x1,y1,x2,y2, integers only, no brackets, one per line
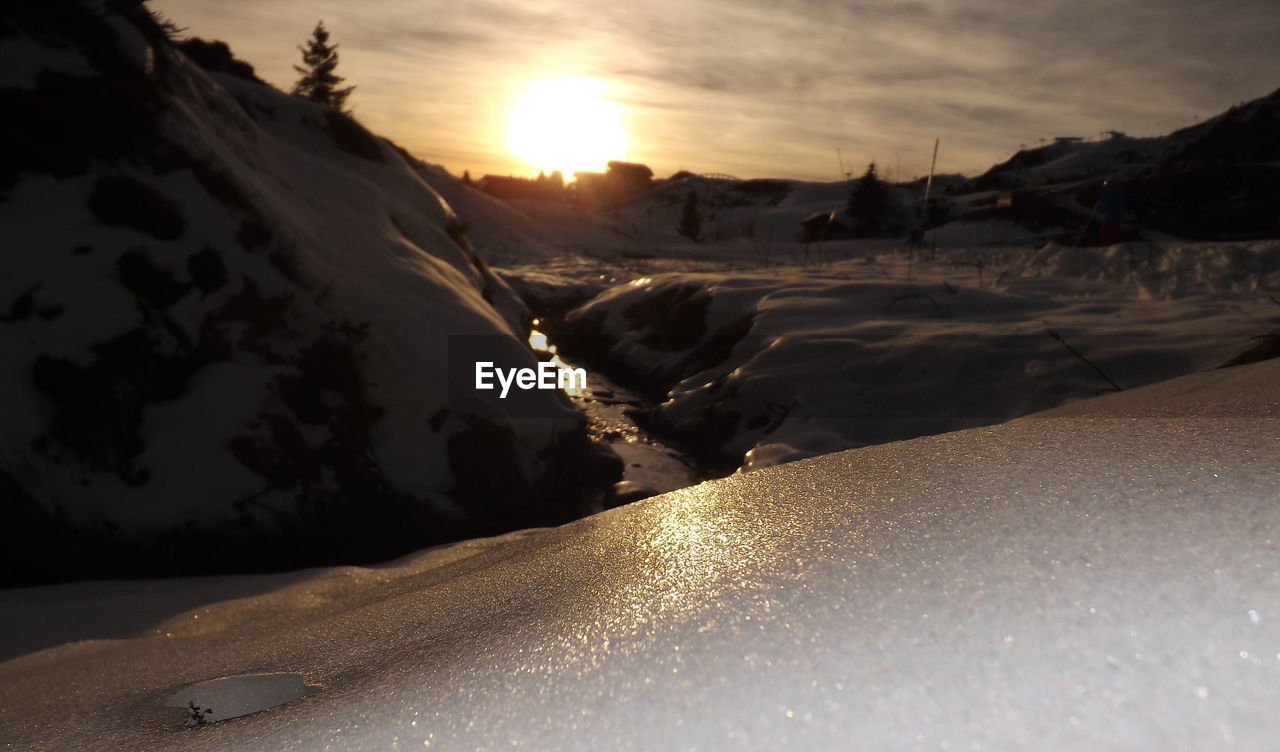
153,0,1280,182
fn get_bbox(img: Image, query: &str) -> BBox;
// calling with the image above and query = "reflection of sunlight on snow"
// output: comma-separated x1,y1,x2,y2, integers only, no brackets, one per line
606,486,773,630
528,319,588,397
646,489,720,560
538,477,857,675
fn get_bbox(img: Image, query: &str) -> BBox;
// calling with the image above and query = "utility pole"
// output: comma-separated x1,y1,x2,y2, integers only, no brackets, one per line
908,138,940,260
921,138,939,226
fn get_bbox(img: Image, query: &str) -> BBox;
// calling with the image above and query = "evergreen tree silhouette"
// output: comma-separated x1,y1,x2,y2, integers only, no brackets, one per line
291,21,354,110
679,190,701,242
847,162,888,237
460,170,472,186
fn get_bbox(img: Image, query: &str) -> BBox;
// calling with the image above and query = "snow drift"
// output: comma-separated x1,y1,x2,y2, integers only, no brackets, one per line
549,243,1276,473
1,356,1277,750
0,2,616,583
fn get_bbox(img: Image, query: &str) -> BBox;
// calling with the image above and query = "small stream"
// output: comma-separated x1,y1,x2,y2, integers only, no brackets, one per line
529,320,699,501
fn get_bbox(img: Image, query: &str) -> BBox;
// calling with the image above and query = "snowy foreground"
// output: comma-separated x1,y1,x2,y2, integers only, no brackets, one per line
3,358,1278,750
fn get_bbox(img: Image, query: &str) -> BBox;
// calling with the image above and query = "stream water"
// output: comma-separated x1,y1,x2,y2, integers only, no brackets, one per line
529,321,698,502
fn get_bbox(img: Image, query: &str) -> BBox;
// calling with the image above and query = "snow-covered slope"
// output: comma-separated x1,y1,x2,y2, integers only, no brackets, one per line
976,87,1280,191
2,358,1277,750
411,163,572,264
0,2,616,582
967,86,1280,241
551,242,1277,473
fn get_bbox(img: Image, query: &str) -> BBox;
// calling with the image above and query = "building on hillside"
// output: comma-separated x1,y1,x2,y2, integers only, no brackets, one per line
605,161,654,193
573,161,655,210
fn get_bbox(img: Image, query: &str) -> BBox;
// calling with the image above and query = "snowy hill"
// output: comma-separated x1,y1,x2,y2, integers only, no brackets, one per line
0,2,617,583
536,241,1278,474
966,86,1280,241
976,86,1280,190
435,84,1277,270
2,357,1277,749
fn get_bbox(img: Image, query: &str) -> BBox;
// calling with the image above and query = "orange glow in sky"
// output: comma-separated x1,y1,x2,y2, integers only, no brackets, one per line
150,0,1280,181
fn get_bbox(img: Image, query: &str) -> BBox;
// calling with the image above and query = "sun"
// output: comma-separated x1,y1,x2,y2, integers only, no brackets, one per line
505,76,629,177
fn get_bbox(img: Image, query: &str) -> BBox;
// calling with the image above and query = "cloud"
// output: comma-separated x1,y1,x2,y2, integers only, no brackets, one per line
154,0,1280,179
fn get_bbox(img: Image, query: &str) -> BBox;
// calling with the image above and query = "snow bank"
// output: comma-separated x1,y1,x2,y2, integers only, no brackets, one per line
1013,241,1280,299
558,245,1275,472
0,3,615,582
412,163,569,264
2,359,1277,750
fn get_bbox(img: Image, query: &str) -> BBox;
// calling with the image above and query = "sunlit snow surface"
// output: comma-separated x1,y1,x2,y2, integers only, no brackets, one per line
2,359,1277,749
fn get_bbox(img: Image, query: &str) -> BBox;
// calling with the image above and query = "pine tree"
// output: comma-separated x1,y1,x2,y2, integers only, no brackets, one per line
291,21,354,111
679,190,701,242
847,162,888,237
460,170,472,186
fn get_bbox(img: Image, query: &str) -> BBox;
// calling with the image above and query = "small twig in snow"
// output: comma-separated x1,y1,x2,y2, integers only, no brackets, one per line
1047,329,1123,392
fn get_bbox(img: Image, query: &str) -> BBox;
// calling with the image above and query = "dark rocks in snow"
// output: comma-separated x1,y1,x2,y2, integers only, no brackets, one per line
187,246,230,296
88,175,187,240
32,326,186,487
2,284,43,323
116,247,189,307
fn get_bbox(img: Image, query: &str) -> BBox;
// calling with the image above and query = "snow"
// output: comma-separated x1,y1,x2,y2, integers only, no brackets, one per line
2,358,1278,749
5,5,1280,747
456,163,1277,482
165,69,574,499
1019,241,1280,299
2,2,609,560
414,165,568,264
545,241,1276,473
984,135,1173,187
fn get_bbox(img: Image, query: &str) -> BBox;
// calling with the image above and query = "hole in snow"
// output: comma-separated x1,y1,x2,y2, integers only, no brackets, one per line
165,672,318,726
